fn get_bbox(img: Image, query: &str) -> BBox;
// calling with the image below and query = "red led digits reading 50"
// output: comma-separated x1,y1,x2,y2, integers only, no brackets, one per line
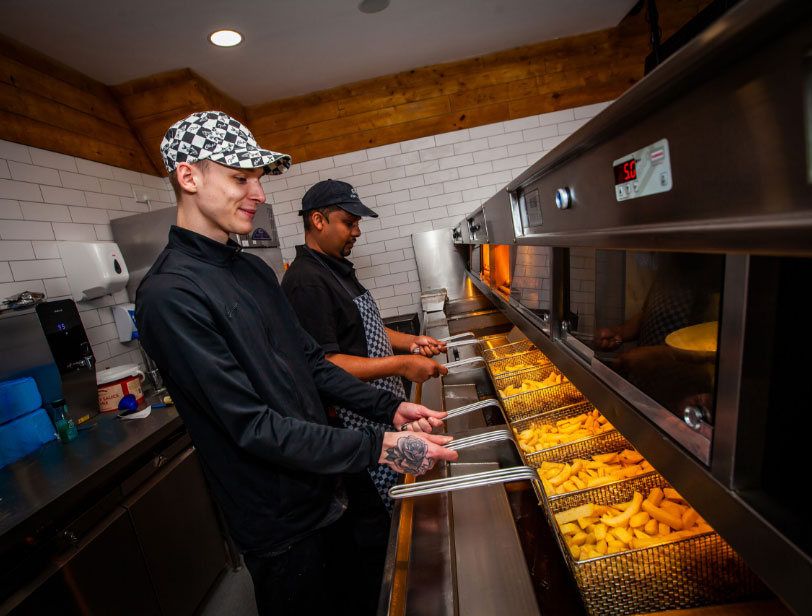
613,139,671,201
613,158,637,185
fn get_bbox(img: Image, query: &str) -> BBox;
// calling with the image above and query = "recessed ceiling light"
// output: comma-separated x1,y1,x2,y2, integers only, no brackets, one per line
209,30,243,47
358,0,390,13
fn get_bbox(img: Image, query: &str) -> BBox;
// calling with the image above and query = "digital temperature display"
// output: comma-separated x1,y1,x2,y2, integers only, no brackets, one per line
613,158,637,185
613,139,671,201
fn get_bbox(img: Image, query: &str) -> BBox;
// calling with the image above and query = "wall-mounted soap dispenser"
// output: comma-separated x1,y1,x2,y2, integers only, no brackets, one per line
57,242,129,302
112,303,165,393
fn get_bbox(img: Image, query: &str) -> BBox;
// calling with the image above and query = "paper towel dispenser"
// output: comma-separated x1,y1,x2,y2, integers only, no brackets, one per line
57,242,129,301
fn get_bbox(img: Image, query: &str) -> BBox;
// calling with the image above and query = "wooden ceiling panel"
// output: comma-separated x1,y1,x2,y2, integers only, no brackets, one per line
110,71,249,175
0,0,712,175
245,0,711,166
0,34,157,174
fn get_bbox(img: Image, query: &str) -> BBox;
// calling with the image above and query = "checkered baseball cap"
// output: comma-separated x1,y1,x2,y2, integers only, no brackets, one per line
160,111,291,175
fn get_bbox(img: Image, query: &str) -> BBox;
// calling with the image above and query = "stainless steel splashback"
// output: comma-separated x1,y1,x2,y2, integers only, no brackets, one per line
412,228,471,301
111,207,286,298
111,207,178,300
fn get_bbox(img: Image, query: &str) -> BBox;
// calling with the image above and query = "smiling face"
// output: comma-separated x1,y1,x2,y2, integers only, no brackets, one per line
307,207,362,259
175,161,266,242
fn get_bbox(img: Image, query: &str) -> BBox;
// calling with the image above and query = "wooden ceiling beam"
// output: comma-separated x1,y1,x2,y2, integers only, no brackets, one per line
110,70,248,175
0,0,712,174
246,0,712,165
0,34,157,174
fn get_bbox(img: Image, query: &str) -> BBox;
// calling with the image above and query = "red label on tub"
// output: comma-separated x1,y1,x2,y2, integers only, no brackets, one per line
98,376,144,412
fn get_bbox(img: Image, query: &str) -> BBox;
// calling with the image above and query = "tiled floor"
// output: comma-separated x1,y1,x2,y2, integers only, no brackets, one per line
198,560,258,616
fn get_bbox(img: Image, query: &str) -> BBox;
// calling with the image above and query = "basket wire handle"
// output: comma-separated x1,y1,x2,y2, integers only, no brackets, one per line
399,398,503,432
444,398,503,419
443,339,481,349
445,429,513,450
389,466,538,499
442,356,486,370
438,332,476,342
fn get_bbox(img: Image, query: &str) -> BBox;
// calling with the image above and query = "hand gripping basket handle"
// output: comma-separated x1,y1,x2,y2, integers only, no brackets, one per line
438,332,476,342
445,429,513,451
389,465,538,499
444,339,481,350
444,398,504,420
412,332,477,353
400,399,503,432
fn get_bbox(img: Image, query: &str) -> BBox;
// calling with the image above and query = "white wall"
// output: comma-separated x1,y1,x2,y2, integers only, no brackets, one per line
262,101,612,319
0,99,611,370
0,141,176,371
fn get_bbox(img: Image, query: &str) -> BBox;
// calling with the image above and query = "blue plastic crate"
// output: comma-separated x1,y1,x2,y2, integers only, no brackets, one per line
0,377,43,425
0,408,57,469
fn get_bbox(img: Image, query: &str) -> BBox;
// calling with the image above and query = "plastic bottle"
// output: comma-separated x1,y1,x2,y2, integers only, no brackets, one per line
52,398,78,443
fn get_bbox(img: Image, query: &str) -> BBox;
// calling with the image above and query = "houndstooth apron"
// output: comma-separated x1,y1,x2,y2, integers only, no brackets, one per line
308,248,405,514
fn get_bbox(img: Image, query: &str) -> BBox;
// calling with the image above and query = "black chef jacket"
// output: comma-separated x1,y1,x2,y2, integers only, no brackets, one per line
281,244,369,358
135,226,401,553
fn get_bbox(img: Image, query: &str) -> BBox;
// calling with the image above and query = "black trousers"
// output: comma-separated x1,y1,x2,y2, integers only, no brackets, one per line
244,473,390,616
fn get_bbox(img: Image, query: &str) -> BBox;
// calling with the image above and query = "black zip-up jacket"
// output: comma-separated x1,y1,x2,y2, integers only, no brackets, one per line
135,226,401,553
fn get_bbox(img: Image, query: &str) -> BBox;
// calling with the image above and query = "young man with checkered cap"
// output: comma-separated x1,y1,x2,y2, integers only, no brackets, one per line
135,111,458,616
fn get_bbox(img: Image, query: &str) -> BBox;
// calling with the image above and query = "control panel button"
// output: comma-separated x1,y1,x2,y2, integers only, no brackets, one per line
555,187,572,209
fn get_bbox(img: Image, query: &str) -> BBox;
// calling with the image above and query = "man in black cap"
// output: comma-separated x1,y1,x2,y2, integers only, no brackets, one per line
281,179,449,612
282,179,448,387
136,113,457,616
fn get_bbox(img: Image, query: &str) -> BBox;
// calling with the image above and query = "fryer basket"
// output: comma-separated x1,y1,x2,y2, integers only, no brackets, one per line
547,474,768,615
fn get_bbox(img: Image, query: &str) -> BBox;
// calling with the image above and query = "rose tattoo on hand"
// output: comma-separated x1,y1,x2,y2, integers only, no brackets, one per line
384,435,434,475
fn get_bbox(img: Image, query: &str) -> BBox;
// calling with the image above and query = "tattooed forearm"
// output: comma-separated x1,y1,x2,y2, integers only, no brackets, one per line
384,435,434,475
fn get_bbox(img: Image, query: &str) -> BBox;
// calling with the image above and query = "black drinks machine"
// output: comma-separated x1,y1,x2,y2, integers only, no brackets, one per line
35,300,99,424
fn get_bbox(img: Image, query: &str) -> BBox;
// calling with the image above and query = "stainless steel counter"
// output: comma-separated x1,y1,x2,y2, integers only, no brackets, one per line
0,391,231,616
379,301,585,616
0,397,183,547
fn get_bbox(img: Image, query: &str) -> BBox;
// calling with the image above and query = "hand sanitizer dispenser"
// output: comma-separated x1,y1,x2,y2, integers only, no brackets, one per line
112,303,138,342
57,242,129,301
111,303,165,393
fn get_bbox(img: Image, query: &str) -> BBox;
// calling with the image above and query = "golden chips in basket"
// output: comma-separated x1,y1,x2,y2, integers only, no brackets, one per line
536,449,655,495
491,361,533,375
555,487,714,560
499,371,567,396
514,408,614,453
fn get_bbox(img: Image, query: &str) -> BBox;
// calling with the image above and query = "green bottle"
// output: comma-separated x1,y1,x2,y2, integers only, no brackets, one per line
52,398,78,443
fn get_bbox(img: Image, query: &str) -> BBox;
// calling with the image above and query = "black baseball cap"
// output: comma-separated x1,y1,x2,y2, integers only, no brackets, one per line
299,179,378,218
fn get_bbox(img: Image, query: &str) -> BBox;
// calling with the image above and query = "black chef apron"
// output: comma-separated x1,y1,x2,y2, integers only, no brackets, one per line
308,248,405,513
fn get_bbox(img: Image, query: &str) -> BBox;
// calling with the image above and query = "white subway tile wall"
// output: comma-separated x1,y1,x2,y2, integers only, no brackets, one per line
1,100,611,370
0,142,177,371
512,245,552,312
569,246,597,335
263,101,611,319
